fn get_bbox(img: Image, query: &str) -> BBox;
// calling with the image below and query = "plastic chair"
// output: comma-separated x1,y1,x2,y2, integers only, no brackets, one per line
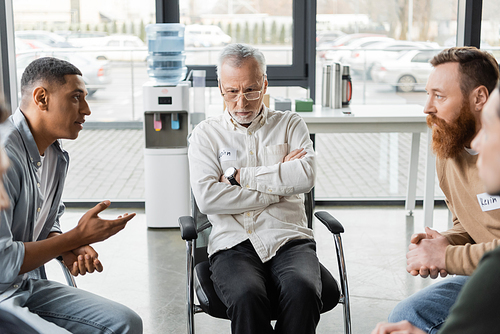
179,191,351,334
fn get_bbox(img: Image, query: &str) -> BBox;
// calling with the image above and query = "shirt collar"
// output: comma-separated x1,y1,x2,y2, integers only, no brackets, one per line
12,108,64,169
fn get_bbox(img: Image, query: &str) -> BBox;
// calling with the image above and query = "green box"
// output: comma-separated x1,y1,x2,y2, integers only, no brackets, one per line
295,98,313,112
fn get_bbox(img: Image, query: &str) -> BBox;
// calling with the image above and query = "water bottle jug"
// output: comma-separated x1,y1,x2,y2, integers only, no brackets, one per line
145,24,187,84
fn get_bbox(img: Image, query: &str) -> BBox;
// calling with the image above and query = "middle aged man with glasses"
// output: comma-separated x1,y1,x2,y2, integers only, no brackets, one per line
188,43,321,334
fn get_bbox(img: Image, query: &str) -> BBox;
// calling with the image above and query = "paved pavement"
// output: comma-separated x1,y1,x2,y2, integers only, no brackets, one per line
61,128,443,202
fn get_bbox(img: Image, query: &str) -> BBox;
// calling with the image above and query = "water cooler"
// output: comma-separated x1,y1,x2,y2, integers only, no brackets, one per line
143,24,191,228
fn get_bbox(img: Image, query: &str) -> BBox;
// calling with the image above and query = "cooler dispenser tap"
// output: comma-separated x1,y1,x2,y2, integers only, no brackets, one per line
171,113,180,130
154,113,162,131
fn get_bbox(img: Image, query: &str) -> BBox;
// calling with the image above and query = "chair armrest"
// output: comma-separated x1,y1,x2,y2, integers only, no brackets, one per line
179,216,198,240
314,211,345,234
55,256,77,288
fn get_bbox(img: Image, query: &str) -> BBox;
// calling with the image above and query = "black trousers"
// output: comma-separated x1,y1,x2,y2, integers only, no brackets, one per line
209,239,322,334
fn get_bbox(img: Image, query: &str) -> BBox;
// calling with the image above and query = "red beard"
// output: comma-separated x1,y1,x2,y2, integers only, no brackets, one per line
426,102,477,159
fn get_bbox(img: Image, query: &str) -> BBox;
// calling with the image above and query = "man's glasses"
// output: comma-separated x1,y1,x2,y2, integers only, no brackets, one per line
219,76,265,102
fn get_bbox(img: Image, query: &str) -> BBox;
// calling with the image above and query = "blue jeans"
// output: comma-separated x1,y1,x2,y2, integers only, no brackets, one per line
0,278,142,334
209,239,322,334
388,276,469,334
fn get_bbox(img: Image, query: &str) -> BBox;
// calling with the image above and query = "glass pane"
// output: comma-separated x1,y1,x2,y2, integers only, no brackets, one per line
316,0,458,106
480,0,500,61
314,0,458,200
13,0,155,122
180,0,293,65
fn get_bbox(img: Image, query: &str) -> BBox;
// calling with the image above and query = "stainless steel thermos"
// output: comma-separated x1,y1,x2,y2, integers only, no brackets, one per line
333,62,342,109
321,64,333,108
342,65,352,106
322,63,352,108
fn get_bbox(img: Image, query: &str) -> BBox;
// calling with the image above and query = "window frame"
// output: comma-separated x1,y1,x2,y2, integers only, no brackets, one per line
0,0,17,112
156,0,317,99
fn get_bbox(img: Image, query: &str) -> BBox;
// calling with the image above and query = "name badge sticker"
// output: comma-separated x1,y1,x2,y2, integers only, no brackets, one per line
219,148,237,162
477,192,500,212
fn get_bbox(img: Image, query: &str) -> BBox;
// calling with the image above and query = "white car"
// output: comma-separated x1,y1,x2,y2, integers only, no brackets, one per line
16,52,112,97
185,25,231,47
73,34,148,62
371,49,441,92
342,40,440,78
323,36,394,63
16,30,75,48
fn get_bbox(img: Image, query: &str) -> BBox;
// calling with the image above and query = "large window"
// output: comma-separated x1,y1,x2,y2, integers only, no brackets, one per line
178,0,314,103
0,0,489,203
316,0,459,106
179,0,312,107
12,0,155,122
314,0,460,201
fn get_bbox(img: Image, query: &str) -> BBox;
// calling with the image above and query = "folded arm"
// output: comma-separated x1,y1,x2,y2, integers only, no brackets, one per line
188,132,280,215
240,116,315,196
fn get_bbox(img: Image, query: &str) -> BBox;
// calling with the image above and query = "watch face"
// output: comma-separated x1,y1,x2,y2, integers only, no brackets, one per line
224,167,236,179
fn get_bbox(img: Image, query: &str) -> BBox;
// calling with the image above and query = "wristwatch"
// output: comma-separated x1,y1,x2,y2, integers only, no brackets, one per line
224,167,240,186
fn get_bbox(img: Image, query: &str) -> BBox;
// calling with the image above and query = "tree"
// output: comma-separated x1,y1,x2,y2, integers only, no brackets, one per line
260,22,266,44
227,23,233,40
139,20,146,42
395,0,409,40
279,25,285,44
122,22,127,34
415,0,431,40
244,22,250,43
253,22,259,44
236,22,242,42
270,21,277,44
131,21,136,36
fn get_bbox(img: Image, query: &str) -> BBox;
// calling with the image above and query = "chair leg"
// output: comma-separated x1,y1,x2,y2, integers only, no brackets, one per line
333,234,351,334
186,240,195,334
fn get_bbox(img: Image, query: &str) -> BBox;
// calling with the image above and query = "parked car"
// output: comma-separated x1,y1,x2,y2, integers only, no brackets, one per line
323,36,394,62
316,30,346,48
15,30,75,48
317,33,387,58
16,52,112,96
70,34,148,61
185,24,231,47
64,32,112,48
15,38,47,54
371,49,441,92
342,40,440,78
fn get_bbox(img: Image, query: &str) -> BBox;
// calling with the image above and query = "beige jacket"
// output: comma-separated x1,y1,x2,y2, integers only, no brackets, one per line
438,149,500,275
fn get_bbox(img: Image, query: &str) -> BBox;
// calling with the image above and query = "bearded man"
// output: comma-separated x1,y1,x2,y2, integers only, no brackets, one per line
386,47,500,334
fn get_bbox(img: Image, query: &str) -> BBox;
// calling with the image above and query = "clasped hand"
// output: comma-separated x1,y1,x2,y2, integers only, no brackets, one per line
406,226,449,279
61,245,103,276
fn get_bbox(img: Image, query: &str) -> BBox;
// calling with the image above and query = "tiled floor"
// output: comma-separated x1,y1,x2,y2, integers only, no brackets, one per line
46,204,451,334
